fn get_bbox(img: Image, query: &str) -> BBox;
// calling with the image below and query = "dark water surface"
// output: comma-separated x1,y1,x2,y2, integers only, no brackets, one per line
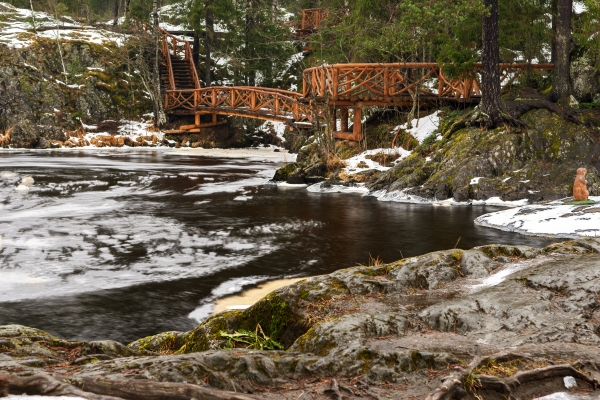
0,150,554,343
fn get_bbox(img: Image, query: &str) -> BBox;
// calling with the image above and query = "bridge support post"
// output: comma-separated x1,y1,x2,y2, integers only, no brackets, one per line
332,106,362,141
352,106,363,141
340,108,349,133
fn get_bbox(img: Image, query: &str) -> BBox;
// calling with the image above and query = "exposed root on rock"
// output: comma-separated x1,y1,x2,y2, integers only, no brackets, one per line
425,353,599,400
0,372,260,400
506,99,580,124
446,98,581,138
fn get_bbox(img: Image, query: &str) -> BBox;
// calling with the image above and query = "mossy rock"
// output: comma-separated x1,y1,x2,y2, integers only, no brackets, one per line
273,162,302,182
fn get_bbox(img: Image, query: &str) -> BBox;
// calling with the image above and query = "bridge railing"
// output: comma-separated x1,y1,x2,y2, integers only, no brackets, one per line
300,8,329,32
159,28,201,90
302,63,554,103
165,87,313,122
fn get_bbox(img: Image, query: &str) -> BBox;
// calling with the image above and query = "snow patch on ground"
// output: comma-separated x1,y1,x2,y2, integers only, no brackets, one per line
475,197,600,239
258,121,287,142
371,189,530,207
307,182,368,194
342,147,412,174
394,111,441,144
0,2,129,49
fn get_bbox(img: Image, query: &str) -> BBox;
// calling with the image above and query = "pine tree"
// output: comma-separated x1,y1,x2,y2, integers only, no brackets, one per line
550,0,573,106
480,0,502,126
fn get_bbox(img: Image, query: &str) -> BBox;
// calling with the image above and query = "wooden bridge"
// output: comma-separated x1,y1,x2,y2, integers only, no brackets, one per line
160,28,553,141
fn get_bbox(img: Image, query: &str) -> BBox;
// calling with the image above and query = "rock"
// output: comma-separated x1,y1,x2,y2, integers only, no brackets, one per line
79,340,135,358
8,120,64,148
3,241,600,398
459,249,499,278
370,108,600,202
286,168,306,184
571,55,600,103
272,162,301,182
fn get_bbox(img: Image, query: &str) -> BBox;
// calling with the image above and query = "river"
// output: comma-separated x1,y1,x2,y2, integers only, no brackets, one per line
0,150,554,343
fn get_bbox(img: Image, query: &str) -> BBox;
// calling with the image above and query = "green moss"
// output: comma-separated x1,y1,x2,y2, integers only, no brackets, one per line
451,250,464,264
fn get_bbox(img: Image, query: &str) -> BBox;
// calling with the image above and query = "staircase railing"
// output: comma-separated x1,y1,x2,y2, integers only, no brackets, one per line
159,28,201,90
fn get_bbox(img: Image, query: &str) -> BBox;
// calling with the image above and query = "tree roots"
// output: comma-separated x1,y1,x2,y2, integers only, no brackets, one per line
0,372,259,400
425,353,599,400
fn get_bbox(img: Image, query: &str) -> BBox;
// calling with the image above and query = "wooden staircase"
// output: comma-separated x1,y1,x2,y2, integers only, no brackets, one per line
160,29,225,132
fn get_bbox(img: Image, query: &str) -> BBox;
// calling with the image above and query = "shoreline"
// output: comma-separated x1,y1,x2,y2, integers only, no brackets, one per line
212,278,305,315
3,148,595,240
0,146,297,162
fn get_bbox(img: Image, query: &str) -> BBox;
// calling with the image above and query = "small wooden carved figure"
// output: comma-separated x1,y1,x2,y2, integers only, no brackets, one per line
573,167,589,201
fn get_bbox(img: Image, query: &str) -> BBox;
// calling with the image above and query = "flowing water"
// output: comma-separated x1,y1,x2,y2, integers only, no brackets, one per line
0,150,554,343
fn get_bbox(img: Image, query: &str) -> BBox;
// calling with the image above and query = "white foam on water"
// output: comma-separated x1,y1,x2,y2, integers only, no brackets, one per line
0,154,306,302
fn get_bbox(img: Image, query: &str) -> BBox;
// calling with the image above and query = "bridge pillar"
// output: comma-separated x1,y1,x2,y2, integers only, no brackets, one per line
352,107,363,141
332,106,363,142
340,108,349,133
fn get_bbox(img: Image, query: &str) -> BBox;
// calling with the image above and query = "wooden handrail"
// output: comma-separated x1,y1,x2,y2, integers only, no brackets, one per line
160,26,554,133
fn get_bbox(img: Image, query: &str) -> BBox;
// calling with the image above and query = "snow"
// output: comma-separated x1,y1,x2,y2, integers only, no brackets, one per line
0,2,129,49
371,189,530,207
307,182,368,194
258,121,287,142
470,177,482,185
535,393,594,400
475,197,600,239
394,111,441,144
7,396,86,400
342,147,412,174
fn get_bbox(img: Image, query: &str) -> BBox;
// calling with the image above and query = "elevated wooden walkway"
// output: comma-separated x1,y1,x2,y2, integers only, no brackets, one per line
160,25,553,141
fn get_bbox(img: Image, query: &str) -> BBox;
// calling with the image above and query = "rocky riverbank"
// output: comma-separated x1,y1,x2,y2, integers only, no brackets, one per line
275,102,600,207
2,238,600,399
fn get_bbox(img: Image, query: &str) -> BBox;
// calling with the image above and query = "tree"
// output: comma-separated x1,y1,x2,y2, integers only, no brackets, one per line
151,0,166,126
480,0,502,126
550,0,573,106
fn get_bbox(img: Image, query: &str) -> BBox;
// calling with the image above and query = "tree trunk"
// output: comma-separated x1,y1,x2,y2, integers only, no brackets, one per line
481,0,502,127
550,0,572,107
152,0,167,127
550,0,557,63
205,0,213,87
112,0,119,26
246,0,256,86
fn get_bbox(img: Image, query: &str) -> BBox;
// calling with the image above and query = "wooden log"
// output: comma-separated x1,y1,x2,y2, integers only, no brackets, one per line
0,372,261,400
62,375,261,400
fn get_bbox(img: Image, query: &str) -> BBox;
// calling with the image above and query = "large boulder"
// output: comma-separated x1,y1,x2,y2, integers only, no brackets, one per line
571,55,600,103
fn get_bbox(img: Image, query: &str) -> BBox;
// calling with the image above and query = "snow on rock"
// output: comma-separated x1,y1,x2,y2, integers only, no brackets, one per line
475,197,600,239
0,2,129,49
371,189,530,207
394,110,441,144
342,147,412,174
534,393,594,400
307,182,368,194
258,121,287,142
